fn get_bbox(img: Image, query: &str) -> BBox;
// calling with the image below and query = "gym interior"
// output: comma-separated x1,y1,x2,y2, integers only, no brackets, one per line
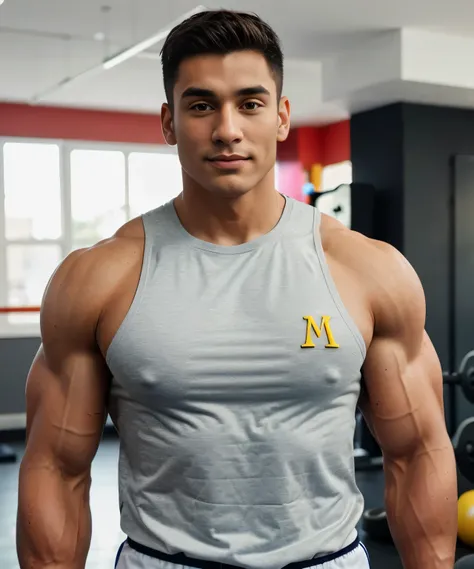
2,1,474,568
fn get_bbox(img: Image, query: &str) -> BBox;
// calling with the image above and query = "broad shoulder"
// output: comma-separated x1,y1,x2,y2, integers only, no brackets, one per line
319,213,426,340
40,217,144,344
320,213,405,278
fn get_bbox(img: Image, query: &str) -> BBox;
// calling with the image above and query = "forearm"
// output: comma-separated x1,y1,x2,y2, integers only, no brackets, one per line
17,460,92,569
384,443,457,569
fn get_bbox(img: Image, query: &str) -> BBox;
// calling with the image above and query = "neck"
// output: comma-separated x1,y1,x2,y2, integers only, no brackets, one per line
174,172,285,246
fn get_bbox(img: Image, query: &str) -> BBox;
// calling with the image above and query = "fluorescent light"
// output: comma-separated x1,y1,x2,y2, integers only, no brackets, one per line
29,5,207,103
30,65,104,104
103,5,207,70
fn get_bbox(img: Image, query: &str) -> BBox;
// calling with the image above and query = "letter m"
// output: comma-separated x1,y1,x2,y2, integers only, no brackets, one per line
301,315,340,349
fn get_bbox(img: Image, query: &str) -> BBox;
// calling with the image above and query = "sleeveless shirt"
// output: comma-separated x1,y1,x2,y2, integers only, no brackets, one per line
106,195,366,569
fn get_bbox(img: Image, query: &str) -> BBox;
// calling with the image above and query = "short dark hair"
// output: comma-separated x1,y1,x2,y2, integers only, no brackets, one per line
160,10,284,107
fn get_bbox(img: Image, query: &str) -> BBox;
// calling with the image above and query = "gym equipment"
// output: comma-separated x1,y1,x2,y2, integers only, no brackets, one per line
458,490,474,547
361,508,392,542
454,418,474,489
315,184,352,228
444,351,474,404
311,183,377,239
456,556,474,569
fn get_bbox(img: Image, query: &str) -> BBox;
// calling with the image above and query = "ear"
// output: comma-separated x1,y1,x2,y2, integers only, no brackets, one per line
161,103,177,146
276,96,291,143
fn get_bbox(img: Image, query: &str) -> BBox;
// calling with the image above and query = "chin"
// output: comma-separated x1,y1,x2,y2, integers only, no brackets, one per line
192,172,249,197
209,181,253,199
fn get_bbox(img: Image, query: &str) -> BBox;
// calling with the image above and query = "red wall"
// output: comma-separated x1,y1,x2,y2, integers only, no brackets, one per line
0,103,166,144
321,120,350,166
277,120,350,167
277,126,299,162
276,120,351,201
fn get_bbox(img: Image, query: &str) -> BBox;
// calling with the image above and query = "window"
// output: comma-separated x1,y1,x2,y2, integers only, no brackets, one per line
70,149,127,250
128,152,182,218
7,244,62,324
1,142,64,329
4,142,62,240
0,139,182,337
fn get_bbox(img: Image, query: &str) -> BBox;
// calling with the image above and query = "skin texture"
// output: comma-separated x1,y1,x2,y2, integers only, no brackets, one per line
160,50,291,246
17,50,457,569
324,218,457,569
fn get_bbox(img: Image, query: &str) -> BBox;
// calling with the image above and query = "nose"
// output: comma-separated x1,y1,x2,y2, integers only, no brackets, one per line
211,105,243,146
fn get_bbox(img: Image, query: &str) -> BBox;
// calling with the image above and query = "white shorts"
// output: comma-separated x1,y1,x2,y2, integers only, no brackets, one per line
114,537,370,569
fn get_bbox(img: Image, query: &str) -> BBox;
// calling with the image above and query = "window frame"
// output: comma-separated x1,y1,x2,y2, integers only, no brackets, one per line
0,136,179,338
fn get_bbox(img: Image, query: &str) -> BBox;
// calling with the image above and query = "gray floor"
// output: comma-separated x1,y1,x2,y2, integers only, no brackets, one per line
0,437,467,569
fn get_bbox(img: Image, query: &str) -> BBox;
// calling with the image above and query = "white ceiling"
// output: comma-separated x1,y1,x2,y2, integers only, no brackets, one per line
2,0,474,124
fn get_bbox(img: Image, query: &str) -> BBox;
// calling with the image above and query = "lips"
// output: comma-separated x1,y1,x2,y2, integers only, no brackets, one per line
208,155,250,162
207,155,250,170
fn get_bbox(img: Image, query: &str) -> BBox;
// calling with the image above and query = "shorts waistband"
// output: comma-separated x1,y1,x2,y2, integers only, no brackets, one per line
126,535,361,569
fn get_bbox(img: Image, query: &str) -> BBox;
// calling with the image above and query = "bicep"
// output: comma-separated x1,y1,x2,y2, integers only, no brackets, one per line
360,330,446,459
23,250,111,478
24,345,110,478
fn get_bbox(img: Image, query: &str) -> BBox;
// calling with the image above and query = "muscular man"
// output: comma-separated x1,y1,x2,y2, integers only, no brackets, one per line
17,9,457,569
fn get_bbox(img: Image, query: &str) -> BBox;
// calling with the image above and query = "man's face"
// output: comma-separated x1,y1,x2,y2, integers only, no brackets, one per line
161,50,290,199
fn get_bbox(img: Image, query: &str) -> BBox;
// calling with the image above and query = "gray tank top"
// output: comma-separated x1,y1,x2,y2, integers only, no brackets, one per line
106,195,366,569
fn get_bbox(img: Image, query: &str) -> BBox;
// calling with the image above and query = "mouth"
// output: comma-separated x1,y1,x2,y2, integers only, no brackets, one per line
207,156,251,170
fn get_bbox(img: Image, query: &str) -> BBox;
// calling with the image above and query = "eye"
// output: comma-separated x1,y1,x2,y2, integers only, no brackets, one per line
242,101,262,111
190,103,213,112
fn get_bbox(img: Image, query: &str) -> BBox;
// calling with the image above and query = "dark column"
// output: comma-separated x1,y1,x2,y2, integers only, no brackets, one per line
350,104,405,251
453,156,474,414
351,102,474,433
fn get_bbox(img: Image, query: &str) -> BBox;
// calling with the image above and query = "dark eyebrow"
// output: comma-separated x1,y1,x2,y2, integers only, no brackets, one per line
236,86,271,97
181,85,271,99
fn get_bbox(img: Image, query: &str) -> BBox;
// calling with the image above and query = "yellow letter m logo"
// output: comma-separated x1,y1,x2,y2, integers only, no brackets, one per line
301,315,340,349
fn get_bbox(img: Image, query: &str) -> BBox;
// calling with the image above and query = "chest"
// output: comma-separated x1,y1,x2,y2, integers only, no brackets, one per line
102,245,370,408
